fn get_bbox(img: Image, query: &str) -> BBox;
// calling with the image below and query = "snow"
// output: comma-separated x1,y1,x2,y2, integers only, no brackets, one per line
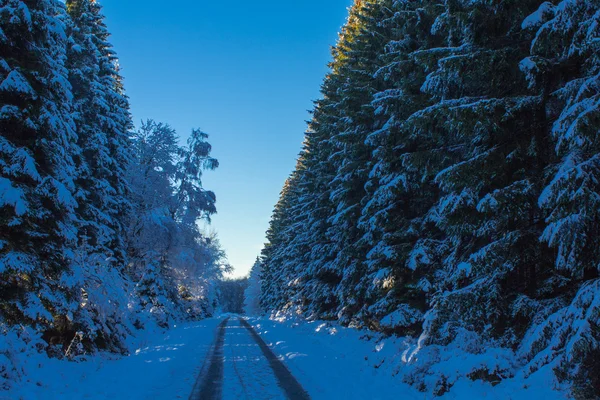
380,306,424,329
3,2,32,28
408,244,432,271
519,57,538,88
519,279,600,377
0,252,34,275
2,315,575,399
372,267,391,286
249,316,571,400
4,319,221,400
21,293,54,322
248,316,420,399
0,177,27,216
52,178,78,208
552,86,600,150
456,262,472,277
522,2,555,29
0,70,35,97
221,321,286,399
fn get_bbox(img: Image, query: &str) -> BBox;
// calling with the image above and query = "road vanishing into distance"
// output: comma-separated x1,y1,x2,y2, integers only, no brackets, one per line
189,317,311,400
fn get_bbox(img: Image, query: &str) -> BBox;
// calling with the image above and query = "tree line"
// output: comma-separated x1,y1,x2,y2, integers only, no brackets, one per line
0,0,228,375
259,0,600,397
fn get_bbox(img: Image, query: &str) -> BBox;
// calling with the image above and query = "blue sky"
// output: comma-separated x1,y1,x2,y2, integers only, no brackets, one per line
101,0,353,277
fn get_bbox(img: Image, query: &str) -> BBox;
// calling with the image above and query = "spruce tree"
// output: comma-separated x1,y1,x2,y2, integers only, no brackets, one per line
0,0,80,336
260,0,600,397
356,0,443,334
66,0,132,265
398,0,549,346
519,1,600,396
67,0,113,255
260,174,303,311
323,0,388,324
63,0,136,352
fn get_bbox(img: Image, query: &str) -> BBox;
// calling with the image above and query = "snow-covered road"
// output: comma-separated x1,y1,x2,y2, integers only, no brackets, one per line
8,315,419,399
190,317,309,400
7,315,570,399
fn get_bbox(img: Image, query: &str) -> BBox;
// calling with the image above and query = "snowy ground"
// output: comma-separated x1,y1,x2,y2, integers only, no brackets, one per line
247,317,420,400
4,315,570,399
221,321,284,399
248,316,570,400
4,319,221,400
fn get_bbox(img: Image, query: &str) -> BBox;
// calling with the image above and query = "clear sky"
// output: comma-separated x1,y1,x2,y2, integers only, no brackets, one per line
101,0,353,277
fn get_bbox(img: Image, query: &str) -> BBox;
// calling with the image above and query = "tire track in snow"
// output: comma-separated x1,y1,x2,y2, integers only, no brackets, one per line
222,318,285,399
228,324,250,400
188,317,229,400
239,318,311,400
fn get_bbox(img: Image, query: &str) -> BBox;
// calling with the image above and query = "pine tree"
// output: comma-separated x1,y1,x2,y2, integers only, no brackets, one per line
260,0,600,397
260,174,303,312
288,131,338,319
356,0,443,335
399,0,550,347
518,1,600,396
67,0,114,255
66,0,132,265
0,1,227,381
59,0,136,352
0,0,80,336
322,0,390,325
261,0,409,324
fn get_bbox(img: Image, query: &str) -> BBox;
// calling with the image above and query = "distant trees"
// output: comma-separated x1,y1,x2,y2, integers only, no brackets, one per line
244,258,263,315
127,120,224,327
0,0,227,386
260,0,600,397
218,278,248,314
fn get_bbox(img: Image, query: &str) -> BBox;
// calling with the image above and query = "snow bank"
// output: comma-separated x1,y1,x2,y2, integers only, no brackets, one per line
249,316,570,399
2,319,221,400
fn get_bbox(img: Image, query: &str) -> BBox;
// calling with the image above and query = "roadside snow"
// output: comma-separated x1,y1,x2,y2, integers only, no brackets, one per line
4,316,571,399
4,319,221,400
248,316,570,400
248,316,420,400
